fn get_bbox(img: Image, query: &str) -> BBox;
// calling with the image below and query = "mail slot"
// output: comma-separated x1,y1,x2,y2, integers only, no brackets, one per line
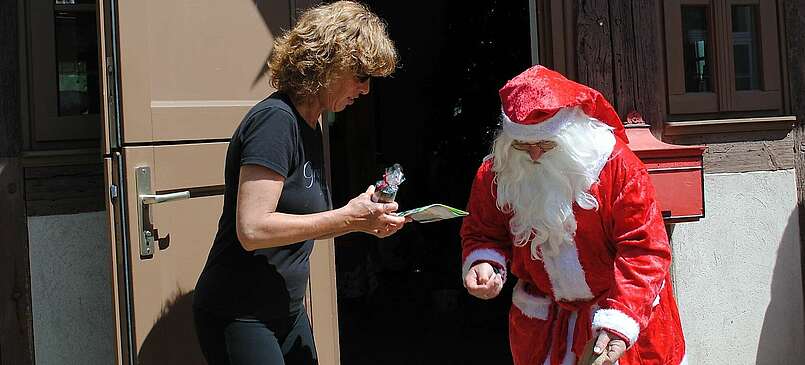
624,114,706,223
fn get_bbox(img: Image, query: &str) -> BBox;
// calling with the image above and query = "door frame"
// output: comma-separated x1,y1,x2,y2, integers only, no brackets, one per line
0,0,34,363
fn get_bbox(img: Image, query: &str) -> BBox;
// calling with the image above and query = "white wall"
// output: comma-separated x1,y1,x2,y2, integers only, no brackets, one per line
671,169,804,365
28,212,116,365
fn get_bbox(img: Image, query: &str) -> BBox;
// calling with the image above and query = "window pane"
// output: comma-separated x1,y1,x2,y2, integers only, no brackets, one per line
682,6,713,93
732,5,762,90
55,9,100,116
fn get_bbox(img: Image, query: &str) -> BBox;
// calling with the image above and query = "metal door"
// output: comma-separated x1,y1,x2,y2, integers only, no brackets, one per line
98,1,339,364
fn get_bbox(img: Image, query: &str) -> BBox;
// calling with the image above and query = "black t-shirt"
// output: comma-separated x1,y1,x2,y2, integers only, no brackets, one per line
193,92,330,320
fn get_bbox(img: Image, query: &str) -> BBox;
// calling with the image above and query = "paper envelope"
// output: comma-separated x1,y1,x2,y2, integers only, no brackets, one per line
396,204,469,223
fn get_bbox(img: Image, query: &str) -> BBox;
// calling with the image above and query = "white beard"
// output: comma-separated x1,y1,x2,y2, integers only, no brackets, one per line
492,114,616,259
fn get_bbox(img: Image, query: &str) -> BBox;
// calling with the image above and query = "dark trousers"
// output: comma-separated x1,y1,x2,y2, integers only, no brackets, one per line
194,307,318,365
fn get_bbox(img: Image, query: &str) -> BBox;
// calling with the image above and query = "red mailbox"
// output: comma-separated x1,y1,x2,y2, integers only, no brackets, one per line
624,113,706,223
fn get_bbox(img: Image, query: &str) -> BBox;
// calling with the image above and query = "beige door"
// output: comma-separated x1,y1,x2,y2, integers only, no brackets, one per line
98,1,339,364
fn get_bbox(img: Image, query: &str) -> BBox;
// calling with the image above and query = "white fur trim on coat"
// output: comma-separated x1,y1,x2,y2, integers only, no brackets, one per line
592,308,640,347
541,243,594,301
512,279,552,320
461,248,507,284
501,106,583,141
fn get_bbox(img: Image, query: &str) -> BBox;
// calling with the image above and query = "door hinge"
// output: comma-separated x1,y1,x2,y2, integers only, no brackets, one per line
105,56,119,148
109,184,119,200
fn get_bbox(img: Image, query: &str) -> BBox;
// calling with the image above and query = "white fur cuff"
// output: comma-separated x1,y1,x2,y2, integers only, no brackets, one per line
592,308,640,347
461,248,507,284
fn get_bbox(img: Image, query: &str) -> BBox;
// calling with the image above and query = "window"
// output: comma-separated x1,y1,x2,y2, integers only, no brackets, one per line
664,0,781,115
27,0,101,149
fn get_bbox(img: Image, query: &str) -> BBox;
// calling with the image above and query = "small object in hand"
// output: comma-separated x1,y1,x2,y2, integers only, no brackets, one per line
373,163,404,203
577,337,597,365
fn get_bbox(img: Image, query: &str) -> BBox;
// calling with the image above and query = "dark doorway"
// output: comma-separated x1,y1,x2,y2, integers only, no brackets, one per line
329,1,532,364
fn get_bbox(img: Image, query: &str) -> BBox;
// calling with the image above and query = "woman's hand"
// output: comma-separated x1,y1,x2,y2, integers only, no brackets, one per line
464,262,503,300
344,185,407,238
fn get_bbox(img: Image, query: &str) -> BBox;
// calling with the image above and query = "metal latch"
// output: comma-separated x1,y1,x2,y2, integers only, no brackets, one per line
135,167,189,258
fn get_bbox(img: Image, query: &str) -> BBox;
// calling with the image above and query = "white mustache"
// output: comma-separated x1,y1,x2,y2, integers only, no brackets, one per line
491,118,615,259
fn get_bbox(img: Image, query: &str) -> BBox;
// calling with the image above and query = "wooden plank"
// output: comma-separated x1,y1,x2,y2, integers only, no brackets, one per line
608,0,637,118
666,129,796,173
23,164,105,215
25,197,107,218
0,159,34,365
20,149,102,167
574,0,615,104
782,0,805,299
632,0,665,129
548,0,567,72
715,0,733,111
24,164,104,179
25,174,104,201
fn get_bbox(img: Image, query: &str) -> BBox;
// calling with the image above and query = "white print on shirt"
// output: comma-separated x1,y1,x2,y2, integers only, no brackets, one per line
303,161,314,188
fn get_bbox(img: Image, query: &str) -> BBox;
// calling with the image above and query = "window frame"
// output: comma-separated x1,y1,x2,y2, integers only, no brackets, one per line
26,0,101,150
664,0,782,116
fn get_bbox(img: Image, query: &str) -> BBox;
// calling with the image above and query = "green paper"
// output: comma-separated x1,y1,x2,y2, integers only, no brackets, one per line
396,203,469,223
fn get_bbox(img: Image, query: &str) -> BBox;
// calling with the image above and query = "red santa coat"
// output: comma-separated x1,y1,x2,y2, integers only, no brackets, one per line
461,141,686,365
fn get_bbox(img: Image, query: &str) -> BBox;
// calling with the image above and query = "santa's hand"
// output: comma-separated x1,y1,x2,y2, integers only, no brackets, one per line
590,330,627,365
464,262,503,300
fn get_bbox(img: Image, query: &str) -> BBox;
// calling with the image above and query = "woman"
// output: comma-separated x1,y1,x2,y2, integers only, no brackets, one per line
193,2,405,364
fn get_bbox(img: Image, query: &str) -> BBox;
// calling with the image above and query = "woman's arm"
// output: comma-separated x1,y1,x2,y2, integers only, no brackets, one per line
236,164,406,251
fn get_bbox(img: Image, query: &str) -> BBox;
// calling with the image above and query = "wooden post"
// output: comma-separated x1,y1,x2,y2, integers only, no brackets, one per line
608,0,637,118
0,0,34,364
574,0,615,106
630,1,664,131
783,0,805,333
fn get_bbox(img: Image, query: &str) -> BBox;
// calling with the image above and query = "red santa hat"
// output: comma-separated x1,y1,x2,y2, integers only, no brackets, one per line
498,65,629,143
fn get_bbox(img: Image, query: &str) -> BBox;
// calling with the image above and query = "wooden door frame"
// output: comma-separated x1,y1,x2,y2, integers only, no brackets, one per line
0,0,34,363
782,0,805,319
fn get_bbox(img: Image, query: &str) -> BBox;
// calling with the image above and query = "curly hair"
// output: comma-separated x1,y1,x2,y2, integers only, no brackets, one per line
268,1,398,98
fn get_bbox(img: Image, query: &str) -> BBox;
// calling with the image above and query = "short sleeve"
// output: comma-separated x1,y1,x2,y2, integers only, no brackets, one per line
239,107,298,178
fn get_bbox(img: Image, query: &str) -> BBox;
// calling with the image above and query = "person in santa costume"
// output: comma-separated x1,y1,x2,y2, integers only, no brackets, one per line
461,65,687,365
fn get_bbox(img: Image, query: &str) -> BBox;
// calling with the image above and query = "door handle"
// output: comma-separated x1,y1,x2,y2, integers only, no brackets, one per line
135,167,190,258
141,191,190,205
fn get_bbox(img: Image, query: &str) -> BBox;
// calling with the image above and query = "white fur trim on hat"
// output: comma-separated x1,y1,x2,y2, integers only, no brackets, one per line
461,248,507,284
512,279,552,320
501,106,584,141
592,308,640,347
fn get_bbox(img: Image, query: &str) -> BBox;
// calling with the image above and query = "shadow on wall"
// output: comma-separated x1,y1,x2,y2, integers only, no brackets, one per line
138,290,206,365
755,209,805,364
252,0,291,87
251,0,301,89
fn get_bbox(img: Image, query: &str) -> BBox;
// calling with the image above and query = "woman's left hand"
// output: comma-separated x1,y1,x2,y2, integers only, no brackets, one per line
343,185,407,238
